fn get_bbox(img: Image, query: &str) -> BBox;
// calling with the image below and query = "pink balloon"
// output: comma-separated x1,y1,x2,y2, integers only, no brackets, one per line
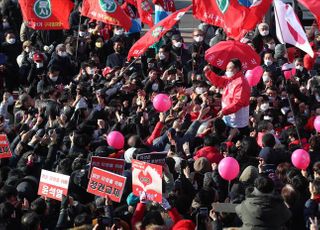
252,66,264,77
107,131,124,149
291,149,310,170
245,66,263,87
218,157,240,181
314,116,320,132
153,94,172,112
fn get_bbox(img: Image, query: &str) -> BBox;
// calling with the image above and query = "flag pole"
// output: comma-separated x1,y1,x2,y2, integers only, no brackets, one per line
75,10,82,61
274,1,303,147
118,57,140,78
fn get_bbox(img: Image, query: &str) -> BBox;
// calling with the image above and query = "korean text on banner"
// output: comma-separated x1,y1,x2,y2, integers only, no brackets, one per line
38,170,70,201
132,159,162,202
87,167,126,202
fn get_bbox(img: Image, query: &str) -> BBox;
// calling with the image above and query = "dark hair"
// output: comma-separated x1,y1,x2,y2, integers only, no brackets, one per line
262,133,276,148
213,118,226,135
281,184,297,207
276,162,292,183
74,213,91,227
21,212,40,230
254,176,275,193
204,135,219,147
159,44,170,53
257,120,270,132
311,179,320,195
0,201,14,219
313,161,320,175
229,58,242,71
30,198,47,216
239,137,260,157
309,136,320,152
142,211,164,228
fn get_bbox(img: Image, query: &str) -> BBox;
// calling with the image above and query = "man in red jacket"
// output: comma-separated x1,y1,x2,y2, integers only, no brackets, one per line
204,59,251,135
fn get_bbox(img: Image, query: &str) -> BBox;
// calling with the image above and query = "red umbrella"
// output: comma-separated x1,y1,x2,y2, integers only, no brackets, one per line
205,40,261,71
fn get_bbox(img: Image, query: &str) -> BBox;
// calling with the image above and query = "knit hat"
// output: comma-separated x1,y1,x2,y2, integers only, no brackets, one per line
239,166,259,184
275,44,286,59
193,157,211,173
172,220,196,230
126,193,139,206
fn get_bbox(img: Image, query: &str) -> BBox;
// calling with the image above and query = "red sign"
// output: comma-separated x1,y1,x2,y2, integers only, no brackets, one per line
0,134,12,159
19,0,74,30
132,159,162,202
89,157,125,178
38,170,70,201
87,167,126,202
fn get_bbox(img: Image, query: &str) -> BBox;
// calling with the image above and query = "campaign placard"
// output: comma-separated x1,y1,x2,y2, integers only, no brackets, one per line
38,170,70,201
0,134,12,159
87,167,126,203
132,159,162,202
89,157,125,178
136,152,167,165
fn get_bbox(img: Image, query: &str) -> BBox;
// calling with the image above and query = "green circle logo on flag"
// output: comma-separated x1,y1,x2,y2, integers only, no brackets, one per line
152,26,164,38
216,0,229,14
33,0,52,19
99,0,117,13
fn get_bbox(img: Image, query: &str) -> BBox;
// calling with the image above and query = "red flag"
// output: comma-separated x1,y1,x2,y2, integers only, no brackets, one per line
121,1,138,19
193,0,272,40
127,5,191,60
297,0,320,29
153,0,175,12
18,0,74,30
81,0,132,31
136,0,154,27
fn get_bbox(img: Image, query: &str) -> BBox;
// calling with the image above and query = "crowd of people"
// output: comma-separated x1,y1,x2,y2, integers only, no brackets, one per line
0,0,320,229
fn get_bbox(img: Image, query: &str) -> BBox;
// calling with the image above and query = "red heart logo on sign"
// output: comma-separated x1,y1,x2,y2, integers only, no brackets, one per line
138,170,152,187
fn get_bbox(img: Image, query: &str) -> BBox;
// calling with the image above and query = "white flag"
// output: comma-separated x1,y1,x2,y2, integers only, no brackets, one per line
274,0,314,57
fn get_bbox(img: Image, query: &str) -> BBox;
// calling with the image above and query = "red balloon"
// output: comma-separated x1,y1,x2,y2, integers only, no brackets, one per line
291,149,310,170
107,131,124,150
314,116,320,132
245,66,263,87
153,94,172,112
218,157,240,181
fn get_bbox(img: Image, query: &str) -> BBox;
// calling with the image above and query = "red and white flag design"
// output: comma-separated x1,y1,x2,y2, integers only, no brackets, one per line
274,0,314,57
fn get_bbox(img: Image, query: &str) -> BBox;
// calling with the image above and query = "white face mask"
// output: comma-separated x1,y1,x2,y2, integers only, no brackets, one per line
79,31,86,37
268,43,275,50
159,53,166,60
2,22,9,29
115,29,124,36
89,69,95,75
194,36,203,43
264,60,272,66
260,103,269,112
151,83,159,91
225,71,234,78
287,117,295,124
269,129,275,134
50,76,58,82
195,87,206,94
260,30,269,36
7,38,15,44
36,62,43,68
173,41,182,48
58,51,67,57
296,65,303,71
